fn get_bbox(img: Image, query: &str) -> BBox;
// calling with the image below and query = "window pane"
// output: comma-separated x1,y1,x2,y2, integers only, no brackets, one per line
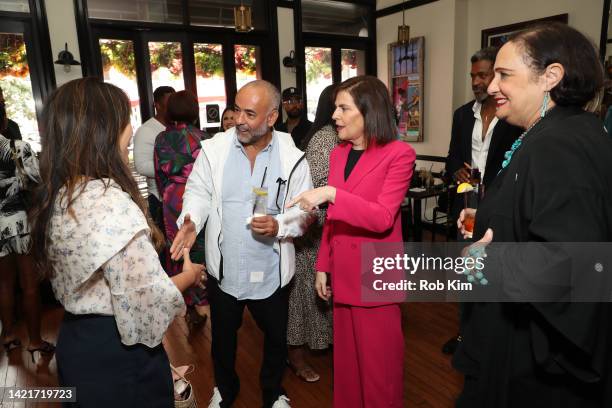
302,0,369,37
99,39,142,129
305,46,332,122
148,41,185,103
0,0,29,13
341,49,366,81
189,0,266,30
235,45,261,90
87,0,182,23
194,43,226,131
99,39,145,193
0,32,39,150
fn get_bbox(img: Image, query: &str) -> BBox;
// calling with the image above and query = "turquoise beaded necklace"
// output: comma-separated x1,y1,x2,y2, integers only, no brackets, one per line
500,115,545,170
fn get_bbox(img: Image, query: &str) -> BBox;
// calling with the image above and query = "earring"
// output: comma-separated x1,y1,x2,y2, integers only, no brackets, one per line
540,91,549,118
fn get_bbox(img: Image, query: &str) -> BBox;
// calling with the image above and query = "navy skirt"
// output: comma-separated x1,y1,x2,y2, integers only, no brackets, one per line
56,312,174,408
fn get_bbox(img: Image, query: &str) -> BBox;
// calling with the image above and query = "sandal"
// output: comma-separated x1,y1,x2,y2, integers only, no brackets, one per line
27,341,55,363
287,360,320,383
3,338,22,352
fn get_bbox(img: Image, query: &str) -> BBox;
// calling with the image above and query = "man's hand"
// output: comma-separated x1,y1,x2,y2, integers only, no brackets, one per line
315,271,331,301
170,214,197,261
251,215,279,237
453,162,472,184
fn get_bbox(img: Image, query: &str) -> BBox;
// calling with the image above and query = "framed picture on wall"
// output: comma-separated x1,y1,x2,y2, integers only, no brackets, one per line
388,36,424,143
481,14,568,48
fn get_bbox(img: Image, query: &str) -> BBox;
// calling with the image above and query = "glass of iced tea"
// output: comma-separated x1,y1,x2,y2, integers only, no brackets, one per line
457,182,478,239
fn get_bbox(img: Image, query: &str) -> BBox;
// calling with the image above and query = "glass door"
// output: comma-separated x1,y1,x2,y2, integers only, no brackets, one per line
303,44,367,121
193,42,226,132
98,37,143,129
0,20,45,151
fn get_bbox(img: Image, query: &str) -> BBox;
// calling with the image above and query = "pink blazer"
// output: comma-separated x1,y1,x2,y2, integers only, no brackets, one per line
315,140,415,306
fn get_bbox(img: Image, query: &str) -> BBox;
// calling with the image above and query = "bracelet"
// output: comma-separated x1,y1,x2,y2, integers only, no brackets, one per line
463,244,488,285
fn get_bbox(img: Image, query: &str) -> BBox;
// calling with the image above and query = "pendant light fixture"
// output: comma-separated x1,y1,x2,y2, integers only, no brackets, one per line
234,1,254,33
397,0,410,44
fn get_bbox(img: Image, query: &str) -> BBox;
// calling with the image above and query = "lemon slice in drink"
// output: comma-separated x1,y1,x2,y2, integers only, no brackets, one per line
457,182,474,193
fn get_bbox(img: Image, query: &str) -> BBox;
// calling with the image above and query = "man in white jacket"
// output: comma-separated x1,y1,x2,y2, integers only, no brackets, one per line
170,80,312,408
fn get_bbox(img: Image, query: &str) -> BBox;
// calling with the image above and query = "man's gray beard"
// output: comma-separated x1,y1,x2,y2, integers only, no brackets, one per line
238,121,270,145
473,89,488,103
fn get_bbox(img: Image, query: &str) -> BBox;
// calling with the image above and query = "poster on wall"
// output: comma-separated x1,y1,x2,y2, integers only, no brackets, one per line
388,36,424,143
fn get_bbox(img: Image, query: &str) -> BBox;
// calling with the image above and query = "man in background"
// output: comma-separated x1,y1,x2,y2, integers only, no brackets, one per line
134,85,175,230
276,87,312,149
442,46,521,355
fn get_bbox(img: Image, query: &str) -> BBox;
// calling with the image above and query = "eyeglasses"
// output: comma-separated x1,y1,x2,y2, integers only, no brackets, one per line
282,98,301,105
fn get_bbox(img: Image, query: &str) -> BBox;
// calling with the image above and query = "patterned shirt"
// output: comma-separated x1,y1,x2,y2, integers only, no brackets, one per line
48,179,185,347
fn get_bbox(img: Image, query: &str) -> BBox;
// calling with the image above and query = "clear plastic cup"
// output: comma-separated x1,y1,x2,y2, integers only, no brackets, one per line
252,186,268,217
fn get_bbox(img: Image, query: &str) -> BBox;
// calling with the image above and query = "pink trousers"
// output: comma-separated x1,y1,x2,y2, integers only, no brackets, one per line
333,303,404,408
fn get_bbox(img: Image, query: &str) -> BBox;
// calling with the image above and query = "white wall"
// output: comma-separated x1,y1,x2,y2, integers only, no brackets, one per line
277,6,297,121
377,0,457,156
460,0,604,106
277,7,297,92
45,0,82,86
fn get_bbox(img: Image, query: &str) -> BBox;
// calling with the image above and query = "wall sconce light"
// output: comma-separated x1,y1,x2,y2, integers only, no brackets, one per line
234,1,253,33
397,0,410,44
282,50,296,68
282,50,304,73
54,42,80,73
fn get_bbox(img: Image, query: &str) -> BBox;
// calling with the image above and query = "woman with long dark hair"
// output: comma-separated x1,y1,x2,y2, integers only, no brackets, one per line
29,78,204,407
286,84,338,382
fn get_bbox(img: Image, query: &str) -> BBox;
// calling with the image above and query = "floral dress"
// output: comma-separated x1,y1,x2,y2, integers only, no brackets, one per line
287,124,337,349
0,134,39,257
154,123,207,307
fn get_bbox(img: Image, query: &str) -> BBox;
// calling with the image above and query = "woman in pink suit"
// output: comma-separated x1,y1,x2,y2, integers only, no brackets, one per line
288,75,415,407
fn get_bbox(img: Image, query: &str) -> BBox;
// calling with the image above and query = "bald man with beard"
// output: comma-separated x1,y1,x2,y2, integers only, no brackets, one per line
171,80,313,408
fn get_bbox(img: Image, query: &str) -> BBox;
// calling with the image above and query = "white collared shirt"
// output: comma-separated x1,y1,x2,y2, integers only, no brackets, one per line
471,101,499,180
134,117,166,199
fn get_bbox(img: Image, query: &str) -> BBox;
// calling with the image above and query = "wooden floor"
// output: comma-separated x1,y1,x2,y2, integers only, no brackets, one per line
0,300,461,407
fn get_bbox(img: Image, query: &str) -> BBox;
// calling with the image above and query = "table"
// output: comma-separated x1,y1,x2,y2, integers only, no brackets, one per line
404,185,447,241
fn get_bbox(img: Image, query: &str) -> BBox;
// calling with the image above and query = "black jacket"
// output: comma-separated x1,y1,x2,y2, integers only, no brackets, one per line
454,106,612,408
446,100,521,188
277,116,312,149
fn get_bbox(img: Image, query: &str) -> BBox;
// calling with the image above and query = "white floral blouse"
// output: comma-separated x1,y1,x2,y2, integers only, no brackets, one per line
48,179,185,348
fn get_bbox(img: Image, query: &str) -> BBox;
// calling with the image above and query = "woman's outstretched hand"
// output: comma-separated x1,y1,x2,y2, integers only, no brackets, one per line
286,186,336,212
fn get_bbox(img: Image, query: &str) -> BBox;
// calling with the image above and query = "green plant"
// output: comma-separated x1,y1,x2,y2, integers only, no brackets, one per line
2,77,36,121
100,40,136,78
149,42,183,76
235,46,257,75
305,48,332,83
194,44,223,77
0,34,29,78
